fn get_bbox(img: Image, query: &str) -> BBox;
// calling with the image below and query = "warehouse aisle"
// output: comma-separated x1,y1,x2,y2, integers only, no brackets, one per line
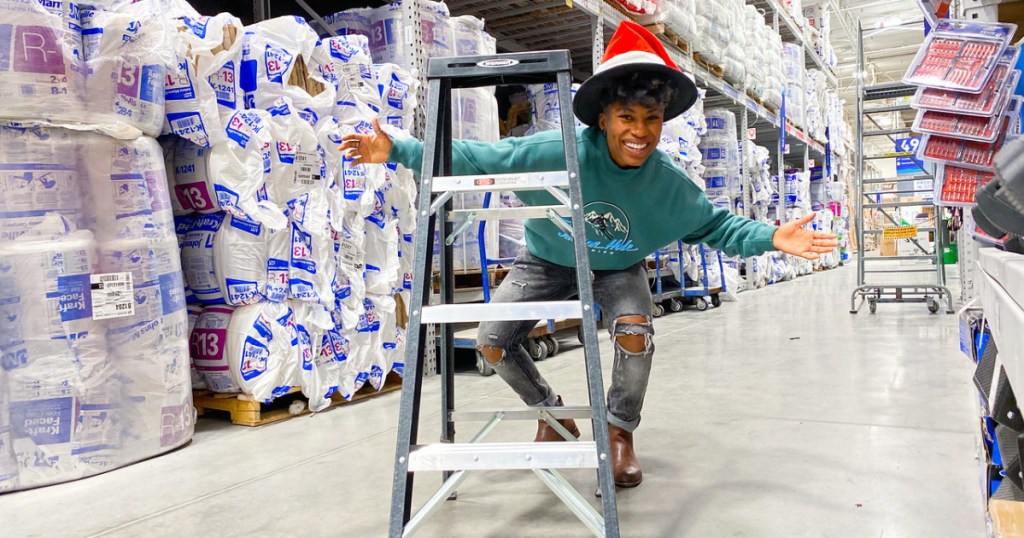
0,265,985,538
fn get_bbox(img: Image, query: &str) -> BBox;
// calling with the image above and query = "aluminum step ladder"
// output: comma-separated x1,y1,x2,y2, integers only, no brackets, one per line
389,50,620,538
849,22,954,314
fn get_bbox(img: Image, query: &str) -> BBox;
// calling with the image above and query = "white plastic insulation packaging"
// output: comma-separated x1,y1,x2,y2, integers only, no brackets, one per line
190,304,239,392
180,212,225,304
374,63,419,132
225,300,299,403
79,0,175,139
240,16,336,125
164,13,245,147
213,214,268,306
172,110,287,229
322,35,380,112
0,0,89,126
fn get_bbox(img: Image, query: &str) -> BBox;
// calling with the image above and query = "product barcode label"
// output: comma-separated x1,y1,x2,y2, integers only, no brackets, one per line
90,272,135,320
339,240,363,270
340,64,367,89
293,151,322,186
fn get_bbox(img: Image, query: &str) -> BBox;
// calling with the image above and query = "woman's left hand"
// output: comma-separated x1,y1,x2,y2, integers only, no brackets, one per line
772,213,840,260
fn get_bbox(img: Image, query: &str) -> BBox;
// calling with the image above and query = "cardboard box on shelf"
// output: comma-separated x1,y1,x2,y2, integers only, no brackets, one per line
881,236,898,257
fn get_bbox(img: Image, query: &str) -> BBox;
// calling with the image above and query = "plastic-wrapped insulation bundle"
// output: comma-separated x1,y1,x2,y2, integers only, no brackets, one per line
367,1,453,70
240,17,336,126
660,0,698,44
323,35,381,117
0,128,193,492
164,13,245,148
0,2,86,127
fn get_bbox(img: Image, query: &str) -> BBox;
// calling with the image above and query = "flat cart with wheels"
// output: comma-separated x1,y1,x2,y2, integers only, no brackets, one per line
650,241,726,315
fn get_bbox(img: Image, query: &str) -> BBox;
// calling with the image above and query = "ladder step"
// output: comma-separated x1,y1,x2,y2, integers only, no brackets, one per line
431,171,568,193
450,406,595,422
863,228,936,234
863,269,938,274
407,442,600,472
864,104,914,113
864,153,914,160
862,175,933,184
863,83,917,100
863,255,935,261
420,301,583,324
427,50,571,88
863,201,935,208
863,128,916,137
863,189,935,196
448,205,570,221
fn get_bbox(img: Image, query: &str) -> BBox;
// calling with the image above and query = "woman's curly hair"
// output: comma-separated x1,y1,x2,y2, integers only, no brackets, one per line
597,72,677,113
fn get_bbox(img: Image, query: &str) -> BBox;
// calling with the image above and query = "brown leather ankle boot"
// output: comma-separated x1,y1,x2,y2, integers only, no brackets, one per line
608,424,642,487
534,396,581,442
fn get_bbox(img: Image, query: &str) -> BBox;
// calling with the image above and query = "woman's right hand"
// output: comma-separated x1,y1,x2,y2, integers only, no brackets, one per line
339,118,393,166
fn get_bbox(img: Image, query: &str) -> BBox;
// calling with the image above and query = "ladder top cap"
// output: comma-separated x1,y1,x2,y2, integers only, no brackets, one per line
427,50,572,87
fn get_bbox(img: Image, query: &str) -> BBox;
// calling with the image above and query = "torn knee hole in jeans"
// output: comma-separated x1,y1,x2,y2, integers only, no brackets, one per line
613,319,654,355
477,344,506,365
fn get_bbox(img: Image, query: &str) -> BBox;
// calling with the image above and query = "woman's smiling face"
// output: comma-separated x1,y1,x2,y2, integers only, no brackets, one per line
599,101,665,168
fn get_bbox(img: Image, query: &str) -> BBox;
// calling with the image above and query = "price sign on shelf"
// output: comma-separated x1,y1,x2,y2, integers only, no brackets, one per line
895,137,923,175
747,128,756,140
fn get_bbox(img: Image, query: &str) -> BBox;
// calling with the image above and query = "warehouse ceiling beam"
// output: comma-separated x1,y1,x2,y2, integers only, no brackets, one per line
483,1,568,22
293,0,338,37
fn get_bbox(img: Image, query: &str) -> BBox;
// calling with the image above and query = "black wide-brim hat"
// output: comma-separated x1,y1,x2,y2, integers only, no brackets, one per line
573,20,699,127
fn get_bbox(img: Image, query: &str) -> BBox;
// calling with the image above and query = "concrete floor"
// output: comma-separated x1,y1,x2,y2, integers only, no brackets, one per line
1,265,987,537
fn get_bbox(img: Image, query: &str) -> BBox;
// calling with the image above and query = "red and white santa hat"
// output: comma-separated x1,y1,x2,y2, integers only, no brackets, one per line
573,20,698,127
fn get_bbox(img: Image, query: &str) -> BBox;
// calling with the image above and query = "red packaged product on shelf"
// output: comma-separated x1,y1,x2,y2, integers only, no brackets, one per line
919,116,1010,171
913,58,1020,117
936,164,995,206
903,20,1017,92
912,97,1018,142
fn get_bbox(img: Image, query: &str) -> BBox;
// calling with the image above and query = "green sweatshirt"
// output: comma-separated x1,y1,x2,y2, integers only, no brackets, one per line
388,127,778,271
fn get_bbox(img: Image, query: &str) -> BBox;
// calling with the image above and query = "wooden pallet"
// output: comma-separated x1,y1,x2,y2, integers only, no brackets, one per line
746,92,765,108
693,53,724,78
194,372,403,427
643,23,689,54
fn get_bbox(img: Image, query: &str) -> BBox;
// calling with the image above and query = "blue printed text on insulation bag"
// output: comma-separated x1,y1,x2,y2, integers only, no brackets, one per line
367,191,386,228
386,74,408,110
266,258,288,302
182,16,210,38
11,397,73,445
159,272,187,315
291,227,315,273
166,59,196,101
213,184,240,214
53,274,92,322
264,44,293,84
706,116,726,130
210,61,237,109
358,297,379,332
705,174,727,189
239,335,269,381
167,112,208,144
342,160,366,201
276,142,296,165
253,312,273,340
225,114,252,147
225,278,259,305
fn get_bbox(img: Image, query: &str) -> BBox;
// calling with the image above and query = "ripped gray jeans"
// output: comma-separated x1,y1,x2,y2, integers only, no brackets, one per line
476,248,654,432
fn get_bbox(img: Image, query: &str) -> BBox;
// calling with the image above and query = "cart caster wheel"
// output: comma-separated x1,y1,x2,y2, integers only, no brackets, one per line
668,298,684,312
475,352,495,377
528,338,550,361
868,299,877,314
927,297,940,314
651,303,665,318
543,335,560,357
577,326,586,345
695,298,709,312
711,294,722,308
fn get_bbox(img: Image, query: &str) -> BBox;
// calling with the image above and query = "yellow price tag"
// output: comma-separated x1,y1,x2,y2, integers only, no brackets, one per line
882,225,918,239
